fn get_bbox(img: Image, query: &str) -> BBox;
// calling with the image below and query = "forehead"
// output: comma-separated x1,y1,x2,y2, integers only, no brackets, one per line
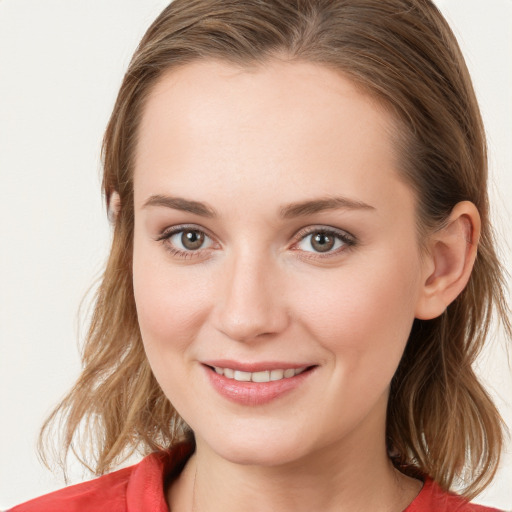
133,58,408,214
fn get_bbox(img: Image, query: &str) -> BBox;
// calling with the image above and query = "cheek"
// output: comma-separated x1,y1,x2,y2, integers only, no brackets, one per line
132,238,212,354
292,250,422,374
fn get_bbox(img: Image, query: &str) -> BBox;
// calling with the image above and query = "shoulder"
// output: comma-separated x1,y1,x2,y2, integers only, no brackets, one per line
406,478,504,512
7,443,194,512
7,465,134,512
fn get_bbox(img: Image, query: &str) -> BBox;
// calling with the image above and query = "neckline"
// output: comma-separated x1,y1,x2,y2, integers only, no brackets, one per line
128,443,443,512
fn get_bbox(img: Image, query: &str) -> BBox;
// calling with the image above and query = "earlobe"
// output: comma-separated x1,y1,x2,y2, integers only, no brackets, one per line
107,191,121,223
415,201,481,320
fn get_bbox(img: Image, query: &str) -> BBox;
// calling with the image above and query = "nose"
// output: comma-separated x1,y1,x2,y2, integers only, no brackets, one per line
213,250,290,343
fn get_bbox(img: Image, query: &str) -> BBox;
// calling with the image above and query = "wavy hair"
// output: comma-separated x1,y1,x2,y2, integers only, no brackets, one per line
38,0,510,499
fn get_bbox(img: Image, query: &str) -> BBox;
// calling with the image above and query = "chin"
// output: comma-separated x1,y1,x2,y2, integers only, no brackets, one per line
196,423,314,467
218,442,305,468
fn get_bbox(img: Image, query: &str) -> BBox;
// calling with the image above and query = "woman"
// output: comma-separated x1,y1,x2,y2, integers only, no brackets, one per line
8,0,510,510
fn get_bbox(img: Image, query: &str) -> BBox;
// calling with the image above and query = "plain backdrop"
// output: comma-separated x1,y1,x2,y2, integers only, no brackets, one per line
0,0,511,509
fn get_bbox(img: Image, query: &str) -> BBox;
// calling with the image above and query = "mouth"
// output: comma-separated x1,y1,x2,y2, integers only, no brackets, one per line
202,362,317,405
208,365,309,383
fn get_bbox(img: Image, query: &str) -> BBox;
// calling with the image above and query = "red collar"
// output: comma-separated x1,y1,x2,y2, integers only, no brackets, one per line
126,442,194,512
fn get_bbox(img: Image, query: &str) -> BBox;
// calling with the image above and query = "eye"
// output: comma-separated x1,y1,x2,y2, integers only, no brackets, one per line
156,225,215,257
170,229,211,251
295,227,355,255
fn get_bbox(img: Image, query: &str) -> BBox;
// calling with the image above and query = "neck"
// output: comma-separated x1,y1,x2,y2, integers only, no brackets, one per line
168,422,422,512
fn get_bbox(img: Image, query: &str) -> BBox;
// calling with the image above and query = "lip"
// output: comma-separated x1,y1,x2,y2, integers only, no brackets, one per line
202,359,311,372
202,361,316,406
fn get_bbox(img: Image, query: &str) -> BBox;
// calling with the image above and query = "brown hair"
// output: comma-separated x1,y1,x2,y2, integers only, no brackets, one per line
39,0,510,499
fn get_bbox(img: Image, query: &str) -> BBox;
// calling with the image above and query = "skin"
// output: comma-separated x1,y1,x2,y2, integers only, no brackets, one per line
131,59,479,512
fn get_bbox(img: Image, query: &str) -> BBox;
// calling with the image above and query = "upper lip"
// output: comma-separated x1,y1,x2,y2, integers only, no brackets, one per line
202,360,315,372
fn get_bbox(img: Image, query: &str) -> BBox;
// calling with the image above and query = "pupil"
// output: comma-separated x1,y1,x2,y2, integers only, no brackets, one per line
182,230,204,250
311,232,334,253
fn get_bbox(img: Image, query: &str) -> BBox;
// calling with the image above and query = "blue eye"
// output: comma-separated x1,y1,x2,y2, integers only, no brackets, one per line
296,229,354,254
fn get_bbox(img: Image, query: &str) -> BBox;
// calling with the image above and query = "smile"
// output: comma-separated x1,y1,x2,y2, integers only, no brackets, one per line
204,363,316,405
211,366,308,383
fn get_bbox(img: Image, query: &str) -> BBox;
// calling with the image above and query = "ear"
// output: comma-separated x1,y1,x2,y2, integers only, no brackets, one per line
107,190,121,224
415,201,481,320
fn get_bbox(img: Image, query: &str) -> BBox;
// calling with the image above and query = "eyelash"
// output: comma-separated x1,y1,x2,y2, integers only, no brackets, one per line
155,224,216,260
292,226,356,260
155,224,357,260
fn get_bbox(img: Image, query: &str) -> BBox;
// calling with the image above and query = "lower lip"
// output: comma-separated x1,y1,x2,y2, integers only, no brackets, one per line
204,366,314,406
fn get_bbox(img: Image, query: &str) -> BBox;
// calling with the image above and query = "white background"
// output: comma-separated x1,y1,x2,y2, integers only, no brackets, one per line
0,0,511,509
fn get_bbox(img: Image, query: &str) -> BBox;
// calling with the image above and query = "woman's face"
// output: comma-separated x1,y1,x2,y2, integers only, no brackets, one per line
132,59,430,466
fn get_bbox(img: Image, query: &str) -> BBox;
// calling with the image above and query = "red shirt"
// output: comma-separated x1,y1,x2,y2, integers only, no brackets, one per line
9,444,503,512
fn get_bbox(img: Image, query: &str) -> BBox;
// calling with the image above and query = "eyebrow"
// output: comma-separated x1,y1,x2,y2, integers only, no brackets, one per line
142,194,375,218
142,194,217,217
279,196,375,218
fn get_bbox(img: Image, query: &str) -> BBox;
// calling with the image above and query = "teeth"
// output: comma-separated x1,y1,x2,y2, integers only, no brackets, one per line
234,370,251,382
270,369,284,381
251,370,270,383
213,366,307,382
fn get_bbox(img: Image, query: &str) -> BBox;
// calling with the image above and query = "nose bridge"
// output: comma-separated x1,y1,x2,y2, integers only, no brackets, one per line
215,245,288,342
